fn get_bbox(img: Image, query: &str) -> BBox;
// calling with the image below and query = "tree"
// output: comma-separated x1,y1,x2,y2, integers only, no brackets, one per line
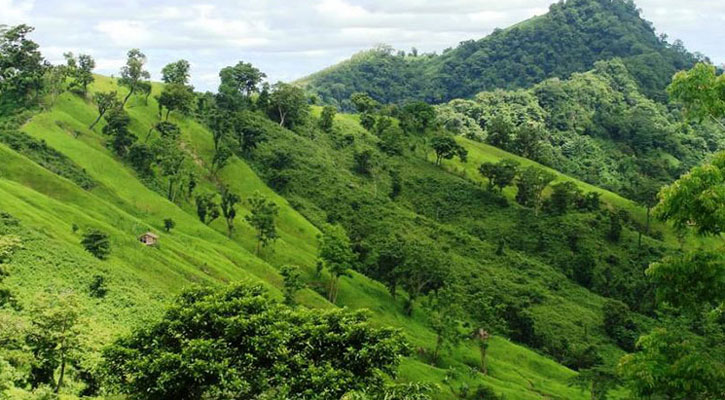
118,48,150,106
512,124,544,160
161,59,191,85
430,135,467,166
217,61,266,110
350,92,379,114
26,293,82,393
211,144,233,175
478,159,519,192
548,181,581,215
398,240,448,315
399,101,436,134
103,284,408,400
602,300,637,351
474,328,491,375
195,193,220,225
320,105,336,132
153,134,187,201
89,91,120,129
219,186,240,237
428,287,462,364
654,152,725,236
158,83,194,120
318,224,355,304
668,63,725,129
353,148,374,176
280,265,305,306
64,52,95,96
619,325,725,400
127,143,154,178
485,116,514,150
81,229,110,259
625,178,661,246
569,365,619,400
606,210,623,243
515,166,555,211
163,218,175,233
268,82,309,128
0,24,46,107
245,192,279,254
102,106,136,157
88,274,108,298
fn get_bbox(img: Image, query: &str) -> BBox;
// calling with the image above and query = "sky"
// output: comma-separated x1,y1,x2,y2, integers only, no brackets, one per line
2,0,724,92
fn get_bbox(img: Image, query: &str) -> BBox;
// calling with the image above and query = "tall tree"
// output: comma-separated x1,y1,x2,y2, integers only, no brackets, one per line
319,105,336,132
217,61,266,110
89,91,120,129
668,62,725,129
479,159,519,192
268,82,309,128
64,52,95,96
195,193,220,225
245,192,279,254
0,24,46,107
161,59,191,86
318,224,355,304
515,166,555,212
158,83,194,120
118,48,150,106
430,135,467,166
280,265,305,306
219,185,240,237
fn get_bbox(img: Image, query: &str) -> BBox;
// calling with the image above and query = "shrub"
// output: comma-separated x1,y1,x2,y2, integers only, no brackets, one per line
81,230,110,259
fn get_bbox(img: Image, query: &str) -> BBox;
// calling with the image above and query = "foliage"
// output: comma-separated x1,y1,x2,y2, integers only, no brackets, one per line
320,105,336,132
602,300,637,351
195,193,220,225
118,48,150,106
81,229,110,259
0,25,46,108
515,166,555,210
157,83,194,120
430,135,467,166
304,0,699,105
217,61,266,110
103,284,408,400
89,91,120,129
163,218,175,233
0,129,96,189
280,265,305,306
668,62,725,125
267,82,309,129
318,224,355,304
219,185,240,237
63,52,95,96
161,59,191,86
479,159,519,192
245,191,279,253
88,274,108,298
654,152,725,236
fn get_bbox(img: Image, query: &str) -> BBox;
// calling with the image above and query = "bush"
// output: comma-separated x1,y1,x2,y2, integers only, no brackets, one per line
88,275,108,298
81,230,111,259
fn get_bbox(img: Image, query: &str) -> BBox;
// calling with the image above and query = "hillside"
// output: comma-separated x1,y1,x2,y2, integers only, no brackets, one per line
0,76,639,399
436,58,725,195
299,0,700,107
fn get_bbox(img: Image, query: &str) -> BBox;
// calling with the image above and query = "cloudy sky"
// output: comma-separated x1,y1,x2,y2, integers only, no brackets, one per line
3,0,724,91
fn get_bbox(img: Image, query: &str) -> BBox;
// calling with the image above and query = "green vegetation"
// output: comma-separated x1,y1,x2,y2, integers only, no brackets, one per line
300,0,700,106
0,9,723,400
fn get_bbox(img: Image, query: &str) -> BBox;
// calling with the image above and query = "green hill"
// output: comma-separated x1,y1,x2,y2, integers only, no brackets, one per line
299,0,700,107
0,76,642,399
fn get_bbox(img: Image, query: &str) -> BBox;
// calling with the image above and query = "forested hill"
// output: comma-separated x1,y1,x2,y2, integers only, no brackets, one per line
299,0,701,107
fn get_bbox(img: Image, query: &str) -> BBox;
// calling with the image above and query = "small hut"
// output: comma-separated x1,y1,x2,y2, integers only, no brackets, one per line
138,232,159,246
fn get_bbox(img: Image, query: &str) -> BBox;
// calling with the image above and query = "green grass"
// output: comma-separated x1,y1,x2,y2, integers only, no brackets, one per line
0,77,622,399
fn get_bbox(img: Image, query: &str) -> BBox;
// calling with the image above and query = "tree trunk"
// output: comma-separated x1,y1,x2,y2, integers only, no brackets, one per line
328,275,337,303
167,180,174,201
89,111,105,130
432,334,442,364
278,107,286,127
55,350,66,393
645,207,651,235
122,87,134,107
165,108,171,121
480,345,488,375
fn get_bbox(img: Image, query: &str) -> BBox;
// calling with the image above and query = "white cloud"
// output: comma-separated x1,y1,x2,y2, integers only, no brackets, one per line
5,0,724,90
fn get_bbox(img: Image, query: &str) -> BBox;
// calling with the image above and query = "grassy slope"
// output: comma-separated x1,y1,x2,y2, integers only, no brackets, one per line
0,77,607,399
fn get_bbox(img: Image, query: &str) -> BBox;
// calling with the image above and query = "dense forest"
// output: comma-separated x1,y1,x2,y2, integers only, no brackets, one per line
1,1,725,399
300,0,702,107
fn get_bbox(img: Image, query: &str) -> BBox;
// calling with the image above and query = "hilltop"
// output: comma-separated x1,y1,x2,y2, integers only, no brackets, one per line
299,0,700,107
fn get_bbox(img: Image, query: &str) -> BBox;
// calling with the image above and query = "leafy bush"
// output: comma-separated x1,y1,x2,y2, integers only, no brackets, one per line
81,230,110,259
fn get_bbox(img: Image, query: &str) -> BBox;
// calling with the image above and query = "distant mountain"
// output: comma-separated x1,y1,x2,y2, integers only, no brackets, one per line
300,0,702,107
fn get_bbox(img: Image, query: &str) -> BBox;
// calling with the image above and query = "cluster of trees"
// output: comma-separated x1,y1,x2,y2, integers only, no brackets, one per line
479,159,601,214
437,59,725,197
305,0,700,106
